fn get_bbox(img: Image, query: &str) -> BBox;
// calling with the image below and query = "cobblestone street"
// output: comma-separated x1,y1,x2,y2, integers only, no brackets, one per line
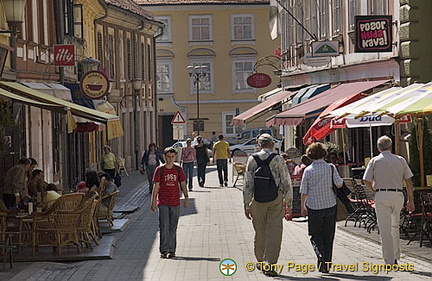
3,167,431,281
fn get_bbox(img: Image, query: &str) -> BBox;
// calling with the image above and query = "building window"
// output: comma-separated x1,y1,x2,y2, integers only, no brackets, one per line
348,0,356,31
189,60,213,94
231,14,254,40
147,43,152,81
108,35,115,79
310,0,318,39
97,32,103,69
141,43,146,80
370,0,388,15
222,112,237,137
155,16,171,42
156,61,172,93
289,2,295,45
63,0,73,36
232,59,254,92
127,38,132,80
189,15,212,41
318,0,328,40
73,4,83,39
295,1,303,44
333,0,341,34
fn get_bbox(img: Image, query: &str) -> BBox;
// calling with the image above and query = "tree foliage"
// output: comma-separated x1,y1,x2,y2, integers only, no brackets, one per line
408,117,432,186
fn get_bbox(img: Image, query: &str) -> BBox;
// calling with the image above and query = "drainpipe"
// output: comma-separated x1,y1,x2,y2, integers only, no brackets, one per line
153,22,164,147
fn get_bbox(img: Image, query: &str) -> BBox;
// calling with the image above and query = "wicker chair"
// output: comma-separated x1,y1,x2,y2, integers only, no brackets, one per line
77,198,99,250
0,212,15,269
32,193,83,255
98,190,119,227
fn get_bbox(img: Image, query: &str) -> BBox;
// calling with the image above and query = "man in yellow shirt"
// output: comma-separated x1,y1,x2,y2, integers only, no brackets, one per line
212,134,231,187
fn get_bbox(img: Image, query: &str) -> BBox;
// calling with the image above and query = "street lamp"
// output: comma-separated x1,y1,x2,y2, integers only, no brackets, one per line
187,65,208,135
2,0,27,72
132,78,142,169
80,57,100,74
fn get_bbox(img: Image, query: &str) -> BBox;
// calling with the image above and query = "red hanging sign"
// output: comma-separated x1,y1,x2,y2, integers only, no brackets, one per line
54,44,76,66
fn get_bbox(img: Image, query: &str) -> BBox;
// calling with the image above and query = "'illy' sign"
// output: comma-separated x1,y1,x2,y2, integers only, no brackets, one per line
54,44,76,66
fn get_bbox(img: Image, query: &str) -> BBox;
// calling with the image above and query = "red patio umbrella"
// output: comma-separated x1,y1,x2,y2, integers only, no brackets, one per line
303,93,367,145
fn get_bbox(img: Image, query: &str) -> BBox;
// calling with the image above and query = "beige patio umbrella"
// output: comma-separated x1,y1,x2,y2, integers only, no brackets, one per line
373,82,432,186
326,82,432,186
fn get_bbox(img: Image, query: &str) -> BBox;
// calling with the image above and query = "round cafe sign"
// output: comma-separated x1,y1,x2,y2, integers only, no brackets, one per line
80,70,110,99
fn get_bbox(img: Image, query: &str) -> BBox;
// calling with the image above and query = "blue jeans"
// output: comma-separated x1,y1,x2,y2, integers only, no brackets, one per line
216,159,228,184
196,159,207,185
146,164,157,193
158,205,180,254
182,162,194,190
307,205,337,271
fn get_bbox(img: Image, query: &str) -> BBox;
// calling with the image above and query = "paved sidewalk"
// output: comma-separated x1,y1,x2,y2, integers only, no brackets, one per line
3,164,432,280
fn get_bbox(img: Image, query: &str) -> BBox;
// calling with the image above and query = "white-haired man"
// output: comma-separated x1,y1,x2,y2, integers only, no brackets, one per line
363,135,415,265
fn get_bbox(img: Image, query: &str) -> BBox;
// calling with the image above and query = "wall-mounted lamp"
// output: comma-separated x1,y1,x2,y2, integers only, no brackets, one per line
2,0,27,72
80,57,100,74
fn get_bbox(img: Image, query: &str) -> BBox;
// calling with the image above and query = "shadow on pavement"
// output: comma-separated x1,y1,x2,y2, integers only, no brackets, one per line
170,256,221,262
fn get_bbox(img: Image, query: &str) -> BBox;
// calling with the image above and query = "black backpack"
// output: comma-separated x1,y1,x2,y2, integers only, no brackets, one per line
252,153,278,203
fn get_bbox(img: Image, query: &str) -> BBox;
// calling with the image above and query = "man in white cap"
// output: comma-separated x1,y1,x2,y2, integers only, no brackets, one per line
243,133,293,277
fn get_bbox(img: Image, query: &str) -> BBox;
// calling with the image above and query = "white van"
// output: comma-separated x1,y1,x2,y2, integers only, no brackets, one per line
226,128,274,145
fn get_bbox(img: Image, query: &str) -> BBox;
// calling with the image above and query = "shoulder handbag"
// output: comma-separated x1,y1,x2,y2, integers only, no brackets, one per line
331,166,354,222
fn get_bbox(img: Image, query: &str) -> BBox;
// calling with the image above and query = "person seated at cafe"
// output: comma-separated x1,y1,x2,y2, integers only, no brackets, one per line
327,152,338,165
293,154,312,177
85,170,100,191
337,152,352,164
281,153,297,175
98,173,119,217
43,183,61,209
28,169,48,201
76,181,89,193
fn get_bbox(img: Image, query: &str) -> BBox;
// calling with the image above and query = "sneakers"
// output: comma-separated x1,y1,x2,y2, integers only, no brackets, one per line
219,184,223,187
168,252,176,258
224,181,228,187
199,182,204,187
161,252,176,259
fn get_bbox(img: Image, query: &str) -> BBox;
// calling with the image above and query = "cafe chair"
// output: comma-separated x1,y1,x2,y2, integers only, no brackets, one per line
98,190,119,227
419,193,432,247
233,162,246,187
0,212,15,269
0,201,26,253
116,157,129,176
81,191,102,243
77,197,99,250
231,150,248,183
32,193,84,255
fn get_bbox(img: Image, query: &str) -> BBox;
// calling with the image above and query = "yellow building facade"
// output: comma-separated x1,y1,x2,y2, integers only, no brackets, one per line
139,0,280,147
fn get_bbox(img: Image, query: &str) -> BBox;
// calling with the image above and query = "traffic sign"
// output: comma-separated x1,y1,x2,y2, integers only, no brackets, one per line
173,124,184,140
171,111,186,124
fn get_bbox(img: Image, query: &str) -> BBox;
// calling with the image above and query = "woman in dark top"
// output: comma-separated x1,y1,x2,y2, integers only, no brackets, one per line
194,136,210,187
140,143,165,194
85,170,100,190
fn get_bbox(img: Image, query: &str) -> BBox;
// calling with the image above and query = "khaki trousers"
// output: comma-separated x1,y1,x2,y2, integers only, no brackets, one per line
250,192,284,264
374,191,404,264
